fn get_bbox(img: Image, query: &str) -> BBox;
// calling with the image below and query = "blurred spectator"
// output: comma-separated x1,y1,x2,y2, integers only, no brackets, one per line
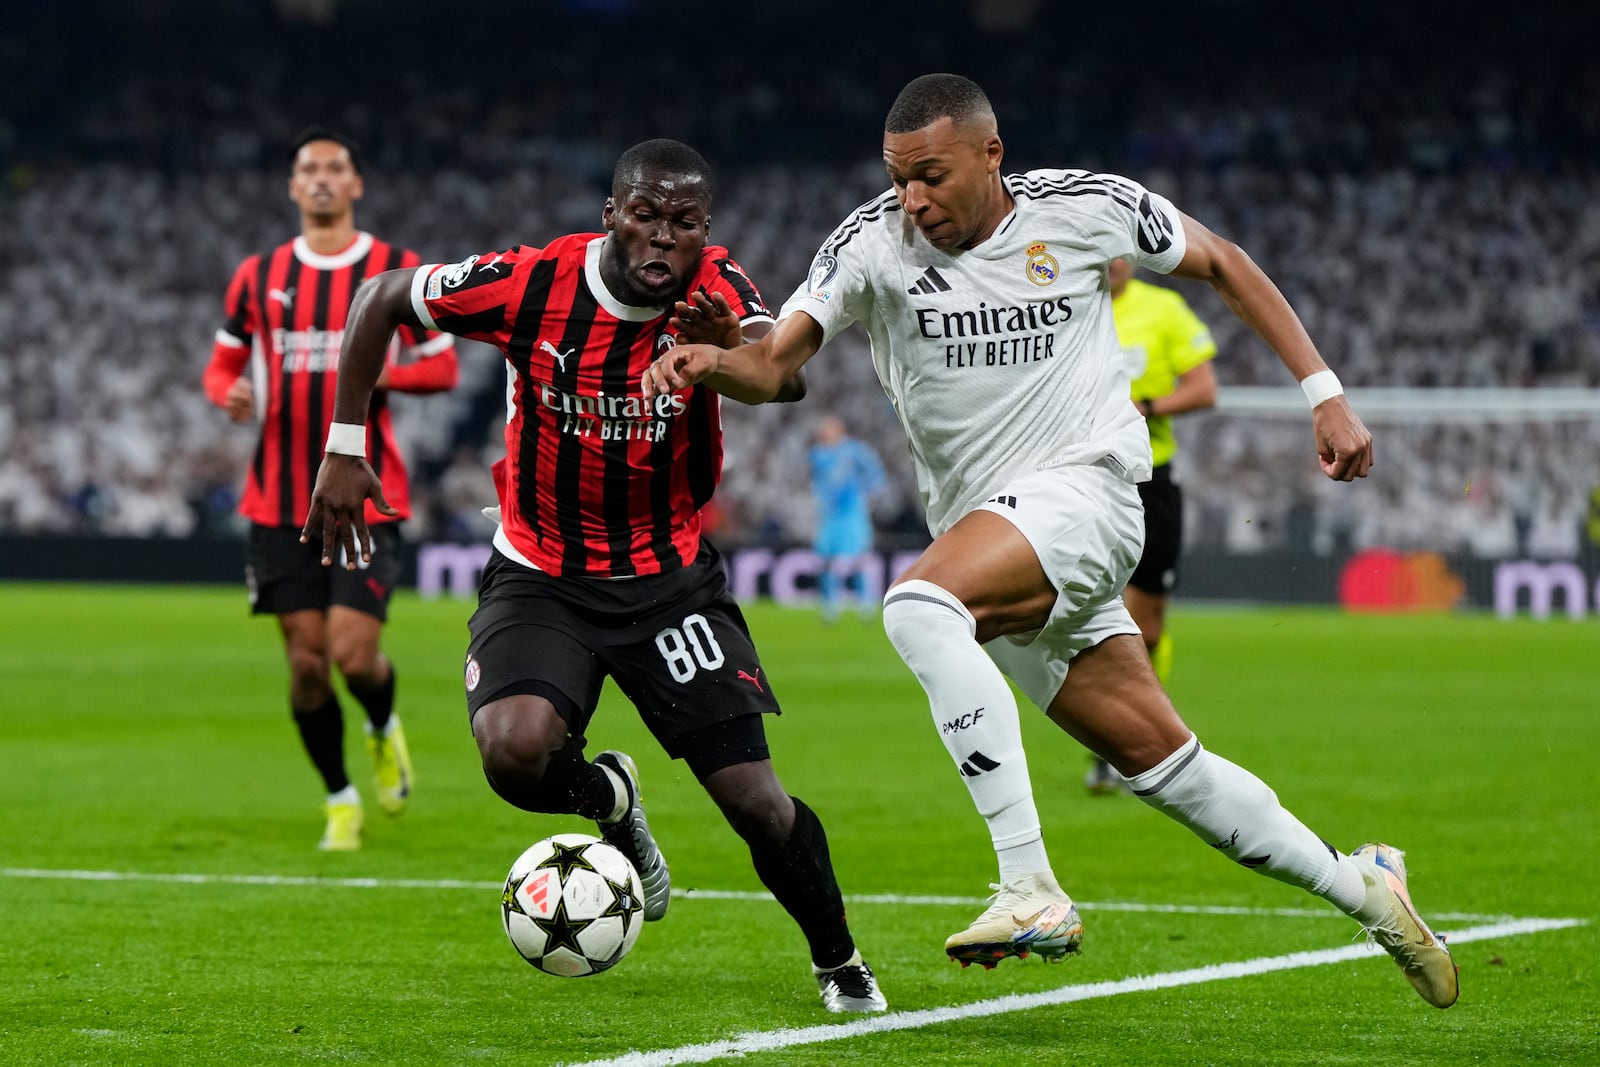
434,445,500,543
1462,483,1522,559
1526,493,1584,559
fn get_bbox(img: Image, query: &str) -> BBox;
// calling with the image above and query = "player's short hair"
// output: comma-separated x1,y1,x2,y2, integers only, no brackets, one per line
288,126,364,174
885,74,995,134
612,139,715,204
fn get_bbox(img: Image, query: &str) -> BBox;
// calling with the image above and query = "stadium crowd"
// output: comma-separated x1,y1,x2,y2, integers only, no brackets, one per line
3,1,1597,559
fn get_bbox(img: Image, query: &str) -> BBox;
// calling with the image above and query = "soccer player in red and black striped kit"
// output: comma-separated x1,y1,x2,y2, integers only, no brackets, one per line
204,128,459,852
303,139,886,1013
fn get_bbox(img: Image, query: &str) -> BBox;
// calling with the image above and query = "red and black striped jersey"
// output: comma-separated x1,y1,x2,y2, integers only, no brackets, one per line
205,232,459,528
410,234,773,578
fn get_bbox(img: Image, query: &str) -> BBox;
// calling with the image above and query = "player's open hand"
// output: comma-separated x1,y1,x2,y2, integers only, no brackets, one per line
300,453,398,568
671,291,742,350
642,343,721,402
1312,396,1374,481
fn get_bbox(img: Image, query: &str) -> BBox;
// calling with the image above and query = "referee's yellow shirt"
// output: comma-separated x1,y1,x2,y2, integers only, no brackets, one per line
1112,278,1217,469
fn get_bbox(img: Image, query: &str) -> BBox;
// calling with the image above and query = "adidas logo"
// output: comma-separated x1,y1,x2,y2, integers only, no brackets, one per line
958,750,1000,777
986,494,1017,509
907,267,952,295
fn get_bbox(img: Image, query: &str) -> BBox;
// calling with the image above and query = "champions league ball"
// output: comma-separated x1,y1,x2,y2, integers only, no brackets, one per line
500,833,645,977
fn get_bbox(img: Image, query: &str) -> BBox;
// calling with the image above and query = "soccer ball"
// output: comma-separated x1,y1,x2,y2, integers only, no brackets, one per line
500,832,644,977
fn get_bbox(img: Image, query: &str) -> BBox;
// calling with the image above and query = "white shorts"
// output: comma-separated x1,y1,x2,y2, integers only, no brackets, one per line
974,462,1145,712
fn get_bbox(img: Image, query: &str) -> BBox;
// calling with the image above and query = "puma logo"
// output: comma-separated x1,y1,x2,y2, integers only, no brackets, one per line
477,253,506,275
539,340,576,373
736,669,763,692
268,287,295,307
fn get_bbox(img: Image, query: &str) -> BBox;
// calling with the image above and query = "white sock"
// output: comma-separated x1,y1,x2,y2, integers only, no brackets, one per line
327,784,360,806
813,948,864,975
362,715,401,739
882,579,1049,881
597,765,628,823
1329,854,1372,918
990,797,1053,880
1128,736,1366,913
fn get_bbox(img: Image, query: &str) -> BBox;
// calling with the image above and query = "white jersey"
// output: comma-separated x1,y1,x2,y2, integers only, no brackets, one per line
779,169,1187,536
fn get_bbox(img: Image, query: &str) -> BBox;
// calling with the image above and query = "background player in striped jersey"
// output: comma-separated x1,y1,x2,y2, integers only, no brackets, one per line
645,76,1457,1007
1084,257,1218,795
204,127,459,851
302,140,886,1013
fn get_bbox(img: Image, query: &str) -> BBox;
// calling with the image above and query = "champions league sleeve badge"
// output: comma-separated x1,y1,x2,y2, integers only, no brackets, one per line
439,254,481,290
807,253,839,302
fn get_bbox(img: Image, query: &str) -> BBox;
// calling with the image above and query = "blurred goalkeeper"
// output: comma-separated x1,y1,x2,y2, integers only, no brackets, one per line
302,140,886,1014
809,415,887,622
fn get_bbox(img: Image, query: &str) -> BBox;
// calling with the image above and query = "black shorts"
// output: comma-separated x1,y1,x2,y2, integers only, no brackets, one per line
1128,465,1183,596
463,540,779,761
246,522,402,621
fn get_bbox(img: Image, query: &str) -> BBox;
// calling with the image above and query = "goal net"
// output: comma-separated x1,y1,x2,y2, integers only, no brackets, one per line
1174,388,1600,616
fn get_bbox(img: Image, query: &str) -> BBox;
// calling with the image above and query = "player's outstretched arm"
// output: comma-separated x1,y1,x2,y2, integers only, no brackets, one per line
670,291,806,403
300,268,421,566
643,312,824,405
1169,213,1373,481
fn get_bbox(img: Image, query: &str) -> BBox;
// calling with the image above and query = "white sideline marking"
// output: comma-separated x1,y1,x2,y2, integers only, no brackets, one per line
561,917,1586,1067
680,888,1509,923
0,868,1509,922
0,867,496,891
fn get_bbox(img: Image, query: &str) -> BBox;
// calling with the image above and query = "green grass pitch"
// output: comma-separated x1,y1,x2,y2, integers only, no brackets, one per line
0,583,1595,1065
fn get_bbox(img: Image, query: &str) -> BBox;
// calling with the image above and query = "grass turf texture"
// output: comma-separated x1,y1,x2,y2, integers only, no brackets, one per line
0,583,1594,1065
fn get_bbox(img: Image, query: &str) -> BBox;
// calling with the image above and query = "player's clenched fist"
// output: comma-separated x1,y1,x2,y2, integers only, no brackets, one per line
1311,397,1374,481
224,378,255,423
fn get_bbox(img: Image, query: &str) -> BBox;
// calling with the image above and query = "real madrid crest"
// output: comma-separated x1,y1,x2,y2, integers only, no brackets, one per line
1025,242,1058,287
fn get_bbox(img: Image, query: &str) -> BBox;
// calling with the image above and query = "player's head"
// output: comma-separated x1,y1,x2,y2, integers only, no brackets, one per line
1108,256,1134,297
882,74,1005,252
816,415,846,445
288,126,364,224
601,139,715,306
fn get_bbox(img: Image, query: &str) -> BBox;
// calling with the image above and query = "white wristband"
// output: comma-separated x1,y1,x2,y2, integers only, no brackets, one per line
1299,370,1343,408
324,422,367,458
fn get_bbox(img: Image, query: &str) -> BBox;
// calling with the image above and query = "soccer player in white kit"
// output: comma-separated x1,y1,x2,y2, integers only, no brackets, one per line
645,74,1458,1008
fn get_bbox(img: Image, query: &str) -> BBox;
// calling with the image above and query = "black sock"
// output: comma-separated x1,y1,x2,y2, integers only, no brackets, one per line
292,695,349,794
346,662,395,734
748,797,855,969
485,742,616,818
